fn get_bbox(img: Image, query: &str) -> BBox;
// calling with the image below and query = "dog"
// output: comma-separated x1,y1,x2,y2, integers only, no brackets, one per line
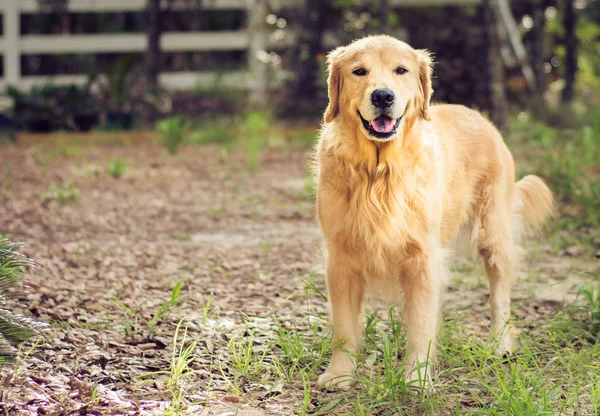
314,35,553,388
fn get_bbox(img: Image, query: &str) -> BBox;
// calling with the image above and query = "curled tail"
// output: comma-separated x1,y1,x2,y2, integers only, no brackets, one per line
514,175,554,239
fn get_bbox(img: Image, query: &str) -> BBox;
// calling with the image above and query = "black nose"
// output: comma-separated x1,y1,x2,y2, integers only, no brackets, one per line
370,88,395,109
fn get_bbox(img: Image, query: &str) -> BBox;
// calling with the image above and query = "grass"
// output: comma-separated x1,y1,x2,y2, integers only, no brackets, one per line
508,113,600,227
147,277,185,336
160,269,599,415
113,277,185,337
187,112,318,172
136,318,198,415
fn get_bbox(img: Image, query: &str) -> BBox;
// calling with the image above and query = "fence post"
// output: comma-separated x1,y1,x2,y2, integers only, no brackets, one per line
247,0,267,107
3,1,21,87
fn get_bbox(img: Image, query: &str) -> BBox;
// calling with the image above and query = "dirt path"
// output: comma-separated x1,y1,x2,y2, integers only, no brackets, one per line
1,140,597,415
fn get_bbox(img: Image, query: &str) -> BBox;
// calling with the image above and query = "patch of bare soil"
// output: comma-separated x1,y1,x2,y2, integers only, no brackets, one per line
0,139,597,415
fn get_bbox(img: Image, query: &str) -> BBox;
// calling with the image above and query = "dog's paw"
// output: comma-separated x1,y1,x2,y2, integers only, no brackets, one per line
489,326,517,357
317,371,353,389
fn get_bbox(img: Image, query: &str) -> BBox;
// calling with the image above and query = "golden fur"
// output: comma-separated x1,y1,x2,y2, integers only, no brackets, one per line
315,35,553,388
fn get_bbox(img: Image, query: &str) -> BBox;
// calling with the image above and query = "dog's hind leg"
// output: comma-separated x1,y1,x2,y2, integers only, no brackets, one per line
317,251,365,388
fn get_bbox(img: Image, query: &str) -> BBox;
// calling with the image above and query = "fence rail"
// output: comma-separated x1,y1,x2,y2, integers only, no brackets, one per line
0,0,481,98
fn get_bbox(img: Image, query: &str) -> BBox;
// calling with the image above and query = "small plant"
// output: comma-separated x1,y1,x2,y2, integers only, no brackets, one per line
136,319,197,415
225,331,268,393
156,117,189,155
147,277,185,336
242,111,270,171
44,182,79,204
112,298,148,337
580,283,600,337
106,158,126,178
0,237,48,364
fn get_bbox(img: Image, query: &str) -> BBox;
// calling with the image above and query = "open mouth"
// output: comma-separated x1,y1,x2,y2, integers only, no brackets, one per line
358,112,401,140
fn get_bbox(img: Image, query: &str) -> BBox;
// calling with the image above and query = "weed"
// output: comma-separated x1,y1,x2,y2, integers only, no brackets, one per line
157,117,189,155
147,277,185,336
89,385,102,405
580,282,600,336
557,274,600,340
188,123,235,146
136,318,197,415
224,330,268,394
273,314,331,381
242,111,270,171
14,341,41,378
106,158,126,178
73,241,99,267
299,370,312,416
202,296,214,323
112,297,148,337
43,182,79,203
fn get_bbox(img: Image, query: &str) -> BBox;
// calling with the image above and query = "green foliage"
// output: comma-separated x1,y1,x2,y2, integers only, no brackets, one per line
156,117,189,155
102,54,143,113
44,182,79,204
0,238,47,364
106,158,126,178
580,283,600,338
510,113,600,226
136,318,197,415
188,123,236,146
557,276,600,341
147,277,184,336
241,111,270,171
6,81,98,132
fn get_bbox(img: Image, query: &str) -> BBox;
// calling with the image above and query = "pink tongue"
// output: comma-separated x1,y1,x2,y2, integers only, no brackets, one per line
370,117,395,133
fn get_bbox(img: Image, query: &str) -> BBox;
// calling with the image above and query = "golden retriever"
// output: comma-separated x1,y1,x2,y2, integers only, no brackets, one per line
315,35,553,388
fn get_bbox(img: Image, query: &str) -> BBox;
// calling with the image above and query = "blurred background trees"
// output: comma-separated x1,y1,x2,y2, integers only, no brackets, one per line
2,0,598,131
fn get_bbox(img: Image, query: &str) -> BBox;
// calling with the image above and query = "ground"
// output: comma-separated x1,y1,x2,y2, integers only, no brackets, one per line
1,133,598,415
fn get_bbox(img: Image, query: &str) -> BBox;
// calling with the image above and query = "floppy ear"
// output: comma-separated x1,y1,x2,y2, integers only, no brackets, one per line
324,46,347,123
417,49,433,121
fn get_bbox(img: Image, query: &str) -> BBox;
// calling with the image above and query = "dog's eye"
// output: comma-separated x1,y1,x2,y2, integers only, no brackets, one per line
352,68,367,76
395,67,408,75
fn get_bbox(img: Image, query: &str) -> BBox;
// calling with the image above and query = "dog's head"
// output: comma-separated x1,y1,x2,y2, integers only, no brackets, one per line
324,35,433,142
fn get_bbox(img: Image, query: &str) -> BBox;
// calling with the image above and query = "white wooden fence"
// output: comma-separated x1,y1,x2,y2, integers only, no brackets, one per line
0,0,481,102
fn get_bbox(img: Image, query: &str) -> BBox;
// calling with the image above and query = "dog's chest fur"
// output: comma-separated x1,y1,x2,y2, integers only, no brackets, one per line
319,140,441,277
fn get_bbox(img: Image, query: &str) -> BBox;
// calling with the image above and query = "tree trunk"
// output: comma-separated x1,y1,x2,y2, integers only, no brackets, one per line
146,0,161,92
286,0,327,116
481,0,507,129
380,0,390,33
561,0,578,104
531,0,547,93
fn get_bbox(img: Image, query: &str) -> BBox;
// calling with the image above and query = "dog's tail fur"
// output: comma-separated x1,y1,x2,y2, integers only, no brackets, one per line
514,175,553,241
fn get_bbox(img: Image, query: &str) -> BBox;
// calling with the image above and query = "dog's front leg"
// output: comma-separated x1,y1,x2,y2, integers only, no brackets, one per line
401,248,443,389
317,252,364,388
